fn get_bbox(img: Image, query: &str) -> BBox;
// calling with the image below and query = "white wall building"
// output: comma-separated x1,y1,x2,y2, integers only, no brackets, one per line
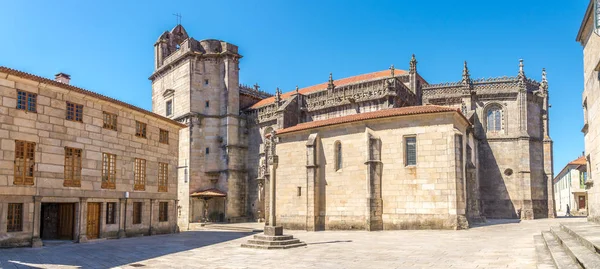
554,156,588,216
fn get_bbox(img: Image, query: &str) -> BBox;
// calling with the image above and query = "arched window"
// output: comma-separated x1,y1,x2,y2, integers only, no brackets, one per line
334,141,342,171
486,105,502,132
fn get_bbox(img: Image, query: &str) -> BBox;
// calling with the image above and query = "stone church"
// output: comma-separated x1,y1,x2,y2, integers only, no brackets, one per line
150,25,554,230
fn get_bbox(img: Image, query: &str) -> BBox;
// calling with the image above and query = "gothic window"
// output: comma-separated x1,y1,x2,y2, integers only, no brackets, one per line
486,105,503,132
334,141,342,171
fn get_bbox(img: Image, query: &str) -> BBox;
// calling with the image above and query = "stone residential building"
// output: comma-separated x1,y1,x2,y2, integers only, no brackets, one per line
151,24,554,230
0,67,185,247
577,0,600,224
553,156,588,216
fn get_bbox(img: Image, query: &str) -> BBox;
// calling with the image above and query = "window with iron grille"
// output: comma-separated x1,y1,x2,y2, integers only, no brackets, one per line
101,153,116,189
159,129,169,144
66,102,83,122
158,162,168,192
102,112,117,130
132,202,142,224
14,140,35,185
159,202,168,222
405,136,417,166
134,158,146,191
106,202,116,224
16,90,37,112
7,203,23,232
135,121,147,138
64,147,82,187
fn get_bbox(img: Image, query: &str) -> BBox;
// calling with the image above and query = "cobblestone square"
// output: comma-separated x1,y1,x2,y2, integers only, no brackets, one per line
0,218,585,269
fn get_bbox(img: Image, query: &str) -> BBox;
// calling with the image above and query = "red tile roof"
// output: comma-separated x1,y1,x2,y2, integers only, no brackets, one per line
0,66,187,128
190,188,227,197
249,69,407,109
277,105,467,135
569,156,586,166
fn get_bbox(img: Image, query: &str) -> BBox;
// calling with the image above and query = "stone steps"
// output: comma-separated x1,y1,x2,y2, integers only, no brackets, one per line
241,233,307,250
536,222,600,268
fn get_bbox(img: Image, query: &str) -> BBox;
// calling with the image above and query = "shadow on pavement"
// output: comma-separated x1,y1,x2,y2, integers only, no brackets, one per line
469,218,521,228
0,231,255,269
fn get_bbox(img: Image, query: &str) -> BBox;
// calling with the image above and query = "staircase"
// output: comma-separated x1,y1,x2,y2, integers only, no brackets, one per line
536,222,600,268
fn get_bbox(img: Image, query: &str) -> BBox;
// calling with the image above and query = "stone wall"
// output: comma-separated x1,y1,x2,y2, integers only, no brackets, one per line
275,112,472,230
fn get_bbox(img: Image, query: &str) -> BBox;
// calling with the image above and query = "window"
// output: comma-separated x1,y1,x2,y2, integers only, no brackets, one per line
588,155,592,180
101,153,116,189
204,79,209,85
334,141,342,171
103,112,117,131
205,101,210,108
159,202,168,222
159,129,169,144
132,202,142,224
166,100,173,116
106,202,116,224
64,147,82,187
486,105,502,132
405,136,417,166
158,162,168,192
66,102,83,122
16,90,37,112
205,147,210,155
581,171,587,189
135,121,147,138
7,203,23,232
134,158,146,191
14,140,35,185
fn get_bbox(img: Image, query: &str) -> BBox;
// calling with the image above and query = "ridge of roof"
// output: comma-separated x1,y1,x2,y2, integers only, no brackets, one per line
249,69,407,109
276,105,467,135
0,66,187,128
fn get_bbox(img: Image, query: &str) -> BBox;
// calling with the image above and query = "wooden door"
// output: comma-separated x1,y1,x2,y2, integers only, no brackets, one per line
41,203,59,239
86,203,101,239
58,203,74,240
579,196,586,210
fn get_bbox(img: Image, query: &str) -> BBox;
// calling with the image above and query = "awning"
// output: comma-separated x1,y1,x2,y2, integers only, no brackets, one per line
190,188,227,198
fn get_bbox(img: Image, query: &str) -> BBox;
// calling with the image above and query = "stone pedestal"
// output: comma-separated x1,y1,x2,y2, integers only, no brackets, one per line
241,225,306,250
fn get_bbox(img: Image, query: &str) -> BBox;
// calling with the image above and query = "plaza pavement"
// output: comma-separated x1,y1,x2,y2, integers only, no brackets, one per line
0,217,586,269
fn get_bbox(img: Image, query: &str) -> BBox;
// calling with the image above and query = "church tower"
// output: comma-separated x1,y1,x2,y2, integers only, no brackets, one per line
149,25,248,229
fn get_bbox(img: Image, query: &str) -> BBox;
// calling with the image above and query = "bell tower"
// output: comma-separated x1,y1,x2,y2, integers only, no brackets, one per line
149,25,247,229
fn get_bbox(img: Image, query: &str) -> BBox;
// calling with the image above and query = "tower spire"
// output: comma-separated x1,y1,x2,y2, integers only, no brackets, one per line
409,54,417,74
462,61,471,85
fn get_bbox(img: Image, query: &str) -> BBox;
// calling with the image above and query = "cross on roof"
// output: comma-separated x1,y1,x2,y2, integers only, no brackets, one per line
173,13,182,25
253,83,260,91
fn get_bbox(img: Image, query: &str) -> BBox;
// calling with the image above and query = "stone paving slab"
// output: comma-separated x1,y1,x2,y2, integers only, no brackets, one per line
0,218,586,269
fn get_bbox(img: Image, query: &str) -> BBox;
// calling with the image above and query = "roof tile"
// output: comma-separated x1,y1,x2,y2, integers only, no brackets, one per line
277,105,466,135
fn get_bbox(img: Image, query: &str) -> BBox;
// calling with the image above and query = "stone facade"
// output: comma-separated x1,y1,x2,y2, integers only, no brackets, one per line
274,107,475,230
0,67,184,247
577,0,600,224
553,156,588,216
148,24,553,229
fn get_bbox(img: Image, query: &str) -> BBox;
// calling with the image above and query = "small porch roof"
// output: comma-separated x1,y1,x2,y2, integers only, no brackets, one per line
190,188,227,198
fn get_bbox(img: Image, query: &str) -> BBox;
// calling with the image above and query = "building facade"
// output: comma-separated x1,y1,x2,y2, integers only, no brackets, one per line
553,156,588,216
149,24,554,230
0,67,184,247
577,0,600,224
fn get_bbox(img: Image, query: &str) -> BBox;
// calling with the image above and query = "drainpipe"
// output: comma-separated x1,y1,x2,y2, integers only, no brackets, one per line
149,199,154,235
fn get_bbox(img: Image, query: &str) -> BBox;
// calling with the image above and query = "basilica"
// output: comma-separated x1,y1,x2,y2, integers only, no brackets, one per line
151,24,555,230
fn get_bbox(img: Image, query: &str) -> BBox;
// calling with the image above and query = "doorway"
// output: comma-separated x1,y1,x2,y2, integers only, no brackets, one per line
41,203,75,240
579,195,586,210
87,203,101,239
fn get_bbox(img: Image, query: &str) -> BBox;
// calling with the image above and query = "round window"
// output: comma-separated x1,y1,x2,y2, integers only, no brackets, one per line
504,168,513,176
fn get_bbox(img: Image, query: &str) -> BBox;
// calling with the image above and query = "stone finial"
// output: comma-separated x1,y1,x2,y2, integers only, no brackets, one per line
328,73,335,90
540,68,548,91
254,83,260,91
461,61,471,85
275,87,281,104
409,54,417,73
295,85,299,95
389,64,395,78
518,59,525,77
542,68,547,82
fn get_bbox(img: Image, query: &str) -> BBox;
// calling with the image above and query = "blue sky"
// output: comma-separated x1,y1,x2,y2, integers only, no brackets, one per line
0,0,588,172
